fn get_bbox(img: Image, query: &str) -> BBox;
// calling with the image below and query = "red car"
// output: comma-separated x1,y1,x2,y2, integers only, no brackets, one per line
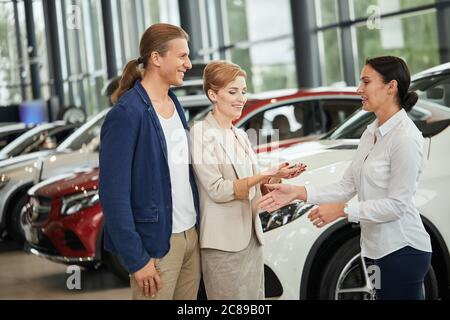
22,168,128,280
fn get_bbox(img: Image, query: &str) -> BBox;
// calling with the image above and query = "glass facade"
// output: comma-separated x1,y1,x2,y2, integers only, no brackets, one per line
0,1,31,104
0,0,448,116
219,0,297,93
0,0,180,117
352,0,435,19
316,0,444,85
354,10,439,74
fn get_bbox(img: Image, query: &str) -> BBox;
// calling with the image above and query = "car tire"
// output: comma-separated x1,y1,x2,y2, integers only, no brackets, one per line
7,193,27,244
318,236,439,300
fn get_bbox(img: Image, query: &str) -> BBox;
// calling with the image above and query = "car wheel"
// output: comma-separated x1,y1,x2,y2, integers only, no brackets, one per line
105,251,129,283
318,237,439,300
7,193,27,244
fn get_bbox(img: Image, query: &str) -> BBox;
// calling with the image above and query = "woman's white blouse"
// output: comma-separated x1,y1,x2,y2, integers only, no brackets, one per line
306,109,432,259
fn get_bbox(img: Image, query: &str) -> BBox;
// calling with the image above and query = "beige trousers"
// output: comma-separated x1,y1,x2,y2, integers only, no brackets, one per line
130,226,201,300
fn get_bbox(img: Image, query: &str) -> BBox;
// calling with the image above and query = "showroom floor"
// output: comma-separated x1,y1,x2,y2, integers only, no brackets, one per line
0,239,129,299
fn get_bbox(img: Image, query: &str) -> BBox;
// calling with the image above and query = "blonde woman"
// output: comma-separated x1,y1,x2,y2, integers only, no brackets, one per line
190,61,305,299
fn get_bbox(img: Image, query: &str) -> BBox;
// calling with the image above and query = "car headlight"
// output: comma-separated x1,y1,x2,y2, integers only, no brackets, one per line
0,174,9,190
61,190,99,216
259,201,315,232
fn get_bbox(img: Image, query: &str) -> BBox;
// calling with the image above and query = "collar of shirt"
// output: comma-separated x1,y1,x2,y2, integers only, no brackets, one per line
366,108,407,137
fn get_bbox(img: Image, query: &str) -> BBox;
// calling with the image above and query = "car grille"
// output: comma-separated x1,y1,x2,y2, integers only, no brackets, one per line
27,196,52,224
64,231,86,251
29,232,59,256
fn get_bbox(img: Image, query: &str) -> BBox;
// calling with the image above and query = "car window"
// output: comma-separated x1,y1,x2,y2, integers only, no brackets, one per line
242,102,317,146
326,109,374,140
1,125,78,158
0,129,29,149
317,99,362,132
412,101,450,137
18,125,78,155
410,74,450,108
326,100,450,140
58,114,108,150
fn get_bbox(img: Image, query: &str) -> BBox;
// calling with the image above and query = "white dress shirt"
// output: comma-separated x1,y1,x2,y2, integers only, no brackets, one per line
306,109,432,259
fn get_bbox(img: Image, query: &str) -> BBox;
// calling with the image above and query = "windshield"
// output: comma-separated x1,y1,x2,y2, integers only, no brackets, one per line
57,109,109,152
325,109,373,140
0,128,31,150
410,73,450,108
325,99,450,140
0,124,77,158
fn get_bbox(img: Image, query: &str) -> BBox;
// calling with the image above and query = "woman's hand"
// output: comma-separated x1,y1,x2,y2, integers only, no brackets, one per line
261,162,307,180
283,163,307,179
307,203,346,228
257,184,304,212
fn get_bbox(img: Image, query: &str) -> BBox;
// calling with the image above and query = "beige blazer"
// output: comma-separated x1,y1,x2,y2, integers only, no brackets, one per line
190,112,264,252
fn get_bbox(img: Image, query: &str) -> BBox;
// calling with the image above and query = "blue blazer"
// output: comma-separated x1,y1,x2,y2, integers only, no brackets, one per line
99,80,200,274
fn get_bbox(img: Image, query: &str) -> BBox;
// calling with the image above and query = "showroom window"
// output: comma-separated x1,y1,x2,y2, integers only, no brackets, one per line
55,0,108,116
113,0,180,72
316,0,345,86
352,0,435,19
116,0,140,68
217,0,296,93
32,0,51,101
318,28,345,86
315,0,444,86
0,1,29,104
354,9,440,75
317,0,339,25
0,0,50,105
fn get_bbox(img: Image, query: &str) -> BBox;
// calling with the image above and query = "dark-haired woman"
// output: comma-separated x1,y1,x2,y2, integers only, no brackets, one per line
99,23,201,300
257,56,432,300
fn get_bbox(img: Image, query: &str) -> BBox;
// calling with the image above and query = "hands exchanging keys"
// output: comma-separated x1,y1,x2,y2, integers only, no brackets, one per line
257,163,346,228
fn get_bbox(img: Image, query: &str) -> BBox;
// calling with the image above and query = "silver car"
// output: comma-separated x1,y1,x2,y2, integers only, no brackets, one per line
0,121,80,161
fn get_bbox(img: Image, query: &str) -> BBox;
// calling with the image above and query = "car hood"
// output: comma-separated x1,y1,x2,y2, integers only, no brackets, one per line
258,139,359,170
0,150,54,169
258,139,359,187
30,167,99,199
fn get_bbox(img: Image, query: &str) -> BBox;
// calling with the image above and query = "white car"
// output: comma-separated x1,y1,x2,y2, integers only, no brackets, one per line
258,97,450,300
